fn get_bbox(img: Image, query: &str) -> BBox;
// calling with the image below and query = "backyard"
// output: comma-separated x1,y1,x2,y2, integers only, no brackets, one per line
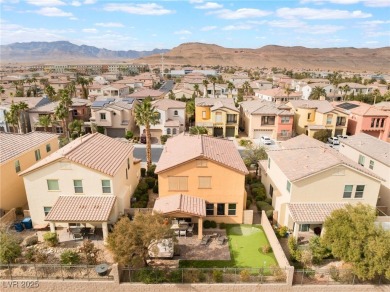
179,224,277,269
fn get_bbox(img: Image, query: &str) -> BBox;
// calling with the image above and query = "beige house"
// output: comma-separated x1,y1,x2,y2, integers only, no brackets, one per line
259,135,383,238
154,133,248,239
339,133,390,215
20,133,141,241
0,132,59,210
287,100,349,137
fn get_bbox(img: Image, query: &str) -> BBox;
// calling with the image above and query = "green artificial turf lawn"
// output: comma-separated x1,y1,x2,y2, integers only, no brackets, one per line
179,224,277,268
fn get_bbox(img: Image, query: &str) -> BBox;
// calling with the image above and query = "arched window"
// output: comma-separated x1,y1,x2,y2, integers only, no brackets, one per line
174,110,178,116
173,128,177,135
167,128,171,135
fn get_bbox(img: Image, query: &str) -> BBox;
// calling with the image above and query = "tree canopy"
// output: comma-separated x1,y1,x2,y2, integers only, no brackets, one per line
242,144,267,167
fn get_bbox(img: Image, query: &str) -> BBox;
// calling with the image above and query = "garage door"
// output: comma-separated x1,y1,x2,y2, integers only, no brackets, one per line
226,127,235,137
106,128,125,138
253,130,273,139
213,127,223,137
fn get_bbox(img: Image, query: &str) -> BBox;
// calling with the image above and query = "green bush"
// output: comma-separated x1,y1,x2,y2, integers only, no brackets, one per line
125,131,134,139
265,210,274,219
255,194,266,202
0,230,22,263
146,164,157,178
137,181,149,192
256,201,273,211
210,221,217,228
160,135,171,145
278,226,288,238
60,250,81,265
43,232,58,247
262,244,272,253
240,269,250,282
141,168,146,177
288,237,301,262
246,199,251,209
212,270,223,283
264,197,272,205
250,183,262,191
239,139,252,147
203,220,211,229
153,183,158,194
219,223,226,229
309,236,332,264
144,177,156,189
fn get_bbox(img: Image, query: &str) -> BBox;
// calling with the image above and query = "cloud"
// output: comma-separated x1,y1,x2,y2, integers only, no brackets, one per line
83,0,96,4
26,0,65,6
82,28,98,33
300,0,390,7
104,3,174,15
268,20,306,28
174,29,192,35
210,8,272,19
35,7,73,17
277,7,371,19
222,24,253,31
95,22,124,28
71,1,81,6
360,20,390,27
195,2,223,9
200,25,217,31
189,0,203,3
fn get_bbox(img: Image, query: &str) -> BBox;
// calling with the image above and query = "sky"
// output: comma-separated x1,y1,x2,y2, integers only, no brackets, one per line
0,0,389,51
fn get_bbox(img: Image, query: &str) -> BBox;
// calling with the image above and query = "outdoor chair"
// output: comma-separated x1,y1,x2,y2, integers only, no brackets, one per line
174,229,180,236
179,230,186,237
172,219,179,225
217,235,227,245
88,228,95,239
200,235,210,245
73,233,83,240
187,224,193,236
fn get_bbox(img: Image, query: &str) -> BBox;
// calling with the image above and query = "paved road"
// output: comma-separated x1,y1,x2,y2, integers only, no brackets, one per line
159,80,175,93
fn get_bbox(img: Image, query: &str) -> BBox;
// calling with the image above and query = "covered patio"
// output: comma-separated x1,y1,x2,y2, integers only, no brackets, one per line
45,196,117,243
153,194,206,239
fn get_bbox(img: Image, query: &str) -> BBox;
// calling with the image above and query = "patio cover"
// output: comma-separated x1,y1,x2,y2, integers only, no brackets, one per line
153,194,206,217
45,196,116,222
288,202,347,224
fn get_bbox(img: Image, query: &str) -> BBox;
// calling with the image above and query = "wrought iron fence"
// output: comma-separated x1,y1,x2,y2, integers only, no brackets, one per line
120,267,287,284
0,264,114,282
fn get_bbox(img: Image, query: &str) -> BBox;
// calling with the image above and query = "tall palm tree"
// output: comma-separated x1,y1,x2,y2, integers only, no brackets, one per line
340,84,351,101
134,97,159,169
186,99,195,127
202,79,209,97
44,85,56,100
227,81,235,97
38,114,52,132
284,87,294,101
209,76,217,97
5,106,18,133
17,101,29,133
242,81,252,97
329,72,341,101
77,76,93,99
310,86,327,100
66,80,77,98
372,89,381,105
193,84,200,97
68,119,84,139
54,89,73,138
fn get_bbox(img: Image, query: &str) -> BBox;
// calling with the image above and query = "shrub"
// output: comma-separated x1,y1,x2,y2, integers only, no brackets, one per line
239,139,252,147
183,269,205,283
212,270,223,283
24,235,38,247
160,135,171,144
255,194,266,202
141,168,146,177
262,244,272,253
250,183,262,192
25,248,48,264
0,230,21,263
288,237,301,262
256,201,273,211
219,223,226,229
271,265,286,282
309,236,332,264
329,265,340,282
144,177,156,189
264,197,272,205
203,220,211,229
125,131,134,140
146,164,157,178
265,210,274,219
153,183,158,194
278,226,288,238
43,232,58,247
79,239,100,265
210,221,217,228
240,269,250,282
235,135,239,139
300,249,313,268
137,181,149,193
60,250,80,265
303,268,315,278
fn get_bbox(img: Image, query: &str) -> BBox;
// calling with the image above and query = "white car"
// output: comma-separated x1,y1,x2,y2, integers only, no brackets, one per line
260,136,272,145
328,136,340,145
337,134,348,139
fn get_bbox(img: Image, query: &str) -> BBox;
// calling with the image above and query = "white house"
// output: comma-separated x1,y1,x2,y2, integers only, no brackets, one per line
301,83,335,100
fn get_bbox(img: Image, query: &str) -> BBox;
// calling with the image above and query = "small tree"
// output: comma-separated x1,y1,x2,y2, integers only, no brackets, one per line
309,236,331,264
0,229,22,263
313,129,330,143
60,250,81,265
79,239,100,265
242,144,267,168
189,126,208,135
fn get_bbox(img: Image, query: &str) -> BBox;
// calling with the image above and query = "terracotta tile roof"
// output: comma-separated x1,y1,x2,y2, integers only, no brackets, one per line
340,133,390,167
152,99,186,111
333,101,389,117
374,101,390,111
288,203,347,224
45,196,116,222
129,89,164,98
20,133,134,176
0,97,50,109
28,101,59,113
265,134,383,181
257,88,302,98
338,82,370,89
153,194,206,217
155,133,248,174
195,98,238,112
0,132,59,164
288,100,334,114
240,100,293,116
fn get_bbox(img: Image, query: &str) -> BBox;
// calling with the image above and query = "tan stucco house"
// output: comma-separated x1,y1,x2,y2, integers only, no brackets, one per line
19,133,141,241
0,132,59,210
153,133,248,239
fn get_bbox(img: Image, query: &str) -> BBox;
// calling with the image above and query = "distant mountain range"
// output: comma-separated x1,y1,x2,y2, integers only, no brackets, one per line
0,41,169,62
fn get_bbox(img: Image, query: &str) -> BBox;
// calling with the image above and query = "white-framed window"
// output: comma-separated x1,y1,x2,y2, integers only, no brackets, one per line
202,111,206,119
172,128,177,135
369,160,374,170
47,179,59,191
43,207,52,216
168,176,188,191
228,204,236,216
100,113,106,120
46,143,51,153
286,180,291,193
15,160,21,173
167,128,171,135
355,185,365,198
299,224,310,232
56,127,64,134
35,149,41,161
73,180,83,193
281,116,290,124
102,180,111,193
358,155,365,166
206,203,214,216
217,203,225,215
343,185,353,198
326,114,332,125
198,176,211,189
197,160,208,167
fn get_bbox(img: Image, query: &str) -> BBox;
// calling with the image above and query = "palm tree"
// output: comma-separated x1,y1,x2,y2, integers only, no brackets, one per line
186,99,195,127
134,97,159,169
77,77,93,99
17,101,29,133
340,84,351,101
44,85,56,100
0,85,5,98
202,79,209,97
284,87,294,101
209,76,217,97
66,80,77,98
5,106,18,133
193,84,200,97
242,81,252,97
227,81,235,97
38,114,52,132
54,89,73,138
68,119,84,139
310,86,327,100
372,89,381,105
189,126,208,135
329,72,342,101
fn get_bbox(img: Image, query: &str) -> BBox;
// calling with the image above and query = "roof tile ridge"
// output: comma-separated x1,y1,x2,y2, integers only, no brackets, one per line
63,133,96,157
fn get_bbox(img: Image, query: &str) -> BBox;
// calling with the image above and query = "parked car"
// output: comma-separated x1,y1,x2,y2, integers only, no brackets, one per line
260,136,272,145
337,134,348,139
328,136,340,145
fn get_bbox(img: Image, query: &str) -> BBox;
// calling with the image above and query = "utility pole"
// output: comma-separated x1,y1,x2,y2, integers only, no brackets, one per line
161,53,164,75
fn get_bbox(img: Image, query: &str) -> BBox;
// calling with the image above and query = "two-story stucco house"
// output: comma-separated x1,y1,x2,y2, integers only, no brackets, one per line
20,133,141,241
259,135,383,239
240,100,294,141
153,133,248,239
287,100,349,137
301,83,335,100
339,133,390,215
0,132,59,210
101,84,130,98
256,88,302,103
195,98,239,137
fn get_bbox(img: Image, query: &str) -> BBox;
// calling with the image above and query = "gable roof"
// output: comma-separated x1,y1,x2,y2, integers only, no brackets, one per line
155,133,248,175
128,89,164,98
0,132,59,164
195,98,238,112
333,101,389,117
240,100,293,116
153,194,206,217
288,203,347,224
288,100,334,114
152,99,186,111
20,133,134,177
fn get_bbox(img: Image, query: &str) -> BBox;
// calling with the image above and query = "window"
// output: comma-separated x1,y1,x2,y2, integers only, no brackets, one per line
217,203,225,216
299,224,310,232
369,160,374,170
281,116,290,124
43,207,52,216
35,149,41,161
166,128,171,135
174,110,178,116
46,143,51,153
100,113,106,120
336,117,346,126
343,185,353,198
198,176,211,189
371,118,375,128
172,128,177,135
307,113,312,120
269,185,274,198
215,112,222,122
202,111,206,119
47,179,59,191
227,114,237,123
168,176,188,191
281,130,289,137
102,180,111,193
56,127,64,134
326,114,332,125
381,118,385,128
73,180,83,193
197,160,208,167
206,203,214,216
261,116,275,125
228,204,236,216
358,155,365,166
286,180,291,193
355,185,365,198
15,160,21,173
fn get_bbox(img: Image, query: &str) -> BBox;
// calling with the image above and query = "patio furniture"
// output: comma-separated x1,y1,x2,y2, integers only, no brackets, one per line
88,228,95,239
187,224,193,236
200,235,210,245
95,263,109,276
217,235,227,245
179,230,186,237
73,233,83,240
174,229,180,236
172,219,178,225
